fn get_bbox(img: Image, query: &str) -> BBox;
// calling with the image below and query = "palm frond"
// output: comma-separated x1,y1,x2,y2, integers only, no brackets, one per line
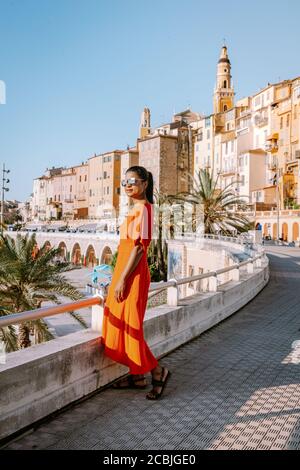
0,233,87,350
174,168,251,235
29,319,55,343
0,306,19,352
67,311,88,329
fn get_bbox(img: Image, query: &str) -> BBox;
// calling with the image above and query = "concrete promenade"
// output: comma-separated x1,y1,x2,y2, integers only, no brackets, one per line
3,245,300,450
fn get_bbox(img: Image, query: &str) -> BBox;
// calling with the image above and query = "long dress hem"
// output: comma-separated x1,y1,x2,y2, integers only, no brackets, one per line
100,337,158,375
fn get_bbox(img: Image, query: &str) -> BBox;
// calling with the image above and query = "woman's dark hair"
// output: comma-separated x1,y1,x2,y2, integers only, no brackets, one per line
126,165,154,204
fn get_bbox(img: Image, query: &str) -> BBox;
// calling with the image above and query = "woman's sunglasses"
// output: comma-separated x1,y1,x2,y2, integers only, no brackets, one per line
121,177,145,187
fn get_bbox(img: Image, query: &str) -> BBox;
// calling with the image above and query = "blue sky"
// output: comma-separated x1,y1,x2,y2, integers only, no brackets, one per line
1,0,300,201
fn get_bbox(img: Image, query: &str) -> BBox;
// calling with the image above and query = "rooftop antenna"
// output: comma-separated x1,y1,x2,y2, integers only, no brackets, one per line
223,37,226,47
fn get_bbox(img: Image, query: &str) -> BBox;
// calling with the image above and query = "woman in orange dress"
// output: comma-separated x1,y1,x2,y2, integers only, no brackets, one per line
101,166,171,400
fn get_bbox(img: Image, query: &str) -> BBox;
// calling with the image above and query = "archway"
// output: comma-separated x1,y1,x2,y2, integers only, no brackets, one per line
272,223,277,240
100,246,113,265
58,241,67,261
43,241,52,252
71,243,82,265
282,223,288,241
85,245,97,268
31,243,40,260
292,222,299,242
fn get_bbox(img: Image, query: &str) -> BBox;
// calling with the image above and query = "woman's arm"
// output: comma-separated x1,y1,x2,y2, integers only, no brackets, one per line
114,244,145,302
121,244,145,282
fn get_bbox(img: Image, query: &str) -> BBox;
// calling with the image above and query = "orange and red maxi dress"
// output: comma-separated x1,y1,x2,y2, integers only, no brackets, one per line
101,202,158,375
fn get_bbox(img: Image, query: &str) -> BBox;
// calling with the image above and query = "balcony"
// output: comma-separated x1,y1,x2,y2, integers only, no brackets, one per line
285,159,298,168
48,201,62,207
236,125,249,134
268,162,277,171
240,109,251,117
265,143,278,153
220,167,236,176
254,116,268,127
64,199,74,203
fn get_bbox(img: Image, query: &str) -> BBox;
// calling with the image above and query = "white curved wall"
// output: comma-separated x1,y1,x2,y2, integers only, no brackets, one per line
0,252,269,443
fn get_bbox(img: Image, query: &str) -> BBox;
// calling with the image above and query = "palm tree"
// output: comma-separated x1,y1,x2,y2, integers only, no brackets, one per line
150,188,181,281
0,220,7,235
109,250,118,271
147,188,199,280
174,168,252,235
0,306,18,352
0,233,87,351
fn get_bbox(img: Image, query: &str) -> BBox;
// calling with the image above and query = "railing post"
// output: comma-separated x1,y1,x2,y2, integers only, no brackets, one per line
208,273,218,292
91,293,104,333
232,266,240,281
247,261,254,274
167,279,178,306
255,257,262,268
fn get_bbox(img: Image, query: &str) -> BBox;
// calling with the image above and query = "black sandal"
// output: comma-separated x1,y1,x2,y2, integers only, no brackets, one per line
146,367,171,400
112,374,147,390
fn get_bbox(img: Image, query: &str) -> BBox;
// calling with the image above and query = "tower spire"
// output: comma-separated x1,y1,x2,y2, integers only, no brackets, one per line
139,107,151,139
213,44,234,114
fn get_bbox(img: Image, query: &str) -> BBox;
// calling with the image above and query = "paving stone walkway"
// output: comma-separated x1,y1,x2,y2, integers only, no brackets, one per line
3,246,300,450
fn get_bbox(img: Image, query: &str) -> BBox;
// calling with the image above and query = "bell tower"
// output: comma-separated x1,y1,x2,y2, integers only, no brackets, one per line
213,45,234,114
139,107,151,139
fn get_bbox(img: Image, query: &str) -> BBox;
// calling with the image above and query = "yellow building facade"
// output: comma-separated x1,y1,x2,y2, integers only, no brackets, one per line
87,151,122,221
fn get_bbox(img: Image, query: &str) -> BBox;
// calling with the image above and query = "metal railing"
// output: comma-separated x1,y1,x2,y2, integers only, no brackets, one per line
203,233,259,247
203,233,244,243
0,249,267,329
6,230,118,240
174,233,256,245
0,297,102,329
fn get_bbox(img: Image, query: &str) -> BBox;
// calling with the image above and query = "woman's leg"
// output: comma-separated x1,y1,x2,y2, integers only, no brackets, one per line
112,373,147,389
146,364,171,399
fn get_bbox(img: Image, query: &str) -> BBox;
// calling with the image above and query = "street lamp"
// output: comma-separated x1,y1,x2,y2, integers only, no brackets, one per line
0,163,10,234
275,159,280,243
265,135,279,242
